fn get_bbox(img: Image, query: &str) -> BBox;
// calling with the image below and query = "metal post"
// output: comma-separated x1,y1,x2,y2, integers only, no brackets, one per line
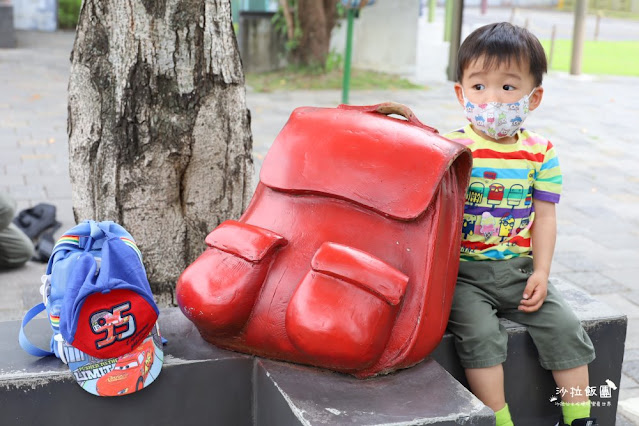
447,0,464,81
429,0,436,22
549,24,557,70
444,0,453,41
481,0,487,15
342,8,356,104
570,0,587,75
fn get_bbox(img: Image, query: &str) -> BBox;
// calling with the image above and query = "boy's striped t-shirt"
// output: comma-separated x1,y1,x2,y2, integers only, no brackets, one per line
445,124,562,261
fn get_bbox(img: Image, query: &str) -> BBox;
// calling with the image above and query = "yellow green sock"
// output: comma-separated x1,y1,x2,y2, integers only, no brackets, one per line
495,403,514,426
562,402,590,425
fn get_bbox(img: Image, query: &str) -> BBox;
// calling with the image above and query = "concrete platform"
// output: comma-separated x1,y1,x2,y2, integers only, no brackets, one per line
2,309,494,426
1,277,626,425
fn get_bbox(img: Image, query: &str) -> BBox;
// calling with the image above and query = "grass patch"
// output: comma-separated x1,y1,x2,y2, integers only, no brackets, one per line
596,10,639,20
541,39,639,76
246,67,423,92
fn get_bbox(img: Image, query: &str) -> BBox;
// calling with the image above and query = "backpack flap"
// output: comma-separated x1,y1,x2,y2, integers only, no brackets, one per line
261,105,466,221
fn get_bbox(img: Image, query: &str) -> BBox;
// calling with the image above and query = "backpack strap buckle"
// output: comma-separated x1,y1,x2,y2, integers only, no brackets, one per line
54,334,67,364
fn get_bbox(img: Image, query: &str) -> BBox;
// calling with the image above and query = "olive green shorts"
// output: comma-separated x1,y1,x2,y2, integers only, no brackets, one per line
447,256,595,370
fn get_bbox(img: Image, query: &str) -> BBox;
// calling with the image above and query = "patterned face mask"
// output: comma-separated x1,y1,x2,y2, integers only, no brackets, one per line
462,88,536,139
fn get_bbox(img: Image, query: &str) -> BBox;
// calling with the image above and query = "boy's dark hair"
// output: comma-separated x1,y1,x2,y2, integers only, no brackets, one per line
456,22,547,86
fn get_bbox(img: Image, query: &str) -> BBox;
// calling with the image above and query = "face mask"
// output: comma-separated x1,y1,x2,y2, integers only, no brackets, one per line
462,88,536,139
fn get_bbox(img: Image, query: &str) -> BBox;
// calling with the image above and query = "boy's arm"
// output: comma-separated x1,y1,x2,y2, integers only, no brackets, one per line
518,199,557,313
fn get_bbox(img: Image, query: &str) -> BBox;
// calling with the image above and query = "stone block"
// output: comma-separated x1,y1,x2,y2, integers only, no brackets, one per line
256,358,495,425
0,309,254,426
431,278,627,426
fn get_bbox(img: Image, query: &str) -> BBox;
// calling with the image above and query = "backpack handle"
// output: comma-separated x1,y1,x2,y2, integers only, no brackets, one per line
83,220,123,250
338,102,439,133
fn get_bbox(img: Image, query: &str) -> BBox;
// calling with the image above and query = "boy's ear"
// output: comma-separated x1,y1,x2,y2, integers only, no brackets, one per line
529,86,544,111
454,83,465,107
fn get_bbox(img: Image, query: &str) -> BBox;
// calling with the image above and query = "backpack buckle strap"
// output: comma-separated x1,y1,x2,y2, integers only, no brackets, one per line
40,274,51,307
54,334,68,364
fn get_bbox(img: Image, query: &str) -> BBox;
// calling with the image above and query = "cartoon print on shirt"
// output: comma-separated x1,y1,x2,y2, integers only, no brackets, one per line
480,212,497,238
499,213,515,240
507,184,524,208
483,171,497,181
516,217,530,234
466,182,485,205
524,169,535,207
487,183,505,207
462,216,476,238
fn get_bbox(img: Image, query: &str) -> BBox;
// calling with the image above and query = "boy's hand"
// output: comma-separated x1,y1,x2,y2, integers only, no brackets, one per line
519,272,548,313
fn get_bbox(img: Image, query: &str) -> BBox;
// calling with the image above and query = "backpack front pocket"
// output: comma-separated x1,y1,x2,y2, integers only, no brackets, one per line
177,220,287,337
285,242,408,371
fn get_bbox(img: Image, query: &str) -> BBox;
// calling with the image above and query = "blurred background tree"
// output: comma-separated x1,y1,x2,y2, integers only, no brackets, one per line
274,0,341,68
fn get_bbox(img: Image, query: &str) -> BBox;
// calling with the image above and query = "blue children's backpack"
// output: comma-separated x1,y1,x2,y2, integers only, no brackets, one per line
19,220,164,396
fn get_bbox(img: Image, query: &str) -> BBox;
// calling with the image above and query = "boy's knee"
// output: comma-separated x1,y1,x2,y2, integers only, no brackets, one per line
454,323,508,367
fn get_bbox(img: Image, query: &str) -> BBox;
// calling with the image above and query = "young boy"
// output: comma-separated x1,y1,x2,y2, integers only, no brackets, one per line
444,23,597,426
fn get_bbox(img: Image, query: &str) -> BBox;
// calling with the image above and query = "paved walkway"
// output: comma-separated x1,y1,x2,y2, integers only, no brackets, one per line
1,8,639,423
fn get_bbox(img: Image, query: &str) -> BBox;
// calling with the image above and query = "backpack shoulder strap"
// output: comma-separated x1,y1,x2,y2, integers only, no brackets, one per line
19,303,54,357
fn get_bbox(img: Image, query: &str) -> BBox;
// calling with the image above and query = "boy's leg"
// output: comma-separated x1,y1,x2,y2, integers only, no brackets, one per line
448,261,510,414
552,365,589,404
553,365,591,424
466,364,506,411
498,258,595,422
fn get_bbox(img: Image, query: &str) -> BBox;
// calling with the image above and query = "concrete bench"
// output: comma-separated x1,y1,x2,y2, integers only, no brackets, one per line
432,278,627,425
0,277,625,425
0,0,16,48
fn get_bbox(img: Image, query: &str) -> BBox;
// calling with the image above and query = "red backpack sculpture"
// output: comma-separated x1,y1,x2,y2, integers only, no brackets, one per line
177,103,472,378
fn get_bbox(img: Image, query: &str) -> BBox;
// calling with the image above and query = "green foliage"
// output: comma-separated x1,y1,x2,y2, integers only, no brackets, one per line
271,1,302,52
58,0,82,29
324,51,343,73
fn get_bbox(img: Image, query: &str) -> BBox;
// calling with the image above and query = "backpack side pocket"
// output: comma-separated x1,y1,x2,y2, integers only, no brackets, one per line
177,220,287,337
285,242,408,371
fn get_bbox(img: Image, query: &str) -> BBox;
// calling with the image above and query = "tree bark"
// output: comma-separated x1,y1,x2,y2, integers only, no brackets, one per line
67,0,254,298
291,0,340,67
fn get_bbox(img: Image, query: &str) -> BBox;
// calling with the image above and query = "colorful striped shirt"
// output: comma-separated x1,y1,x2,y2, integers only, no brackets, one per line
444,124,562,261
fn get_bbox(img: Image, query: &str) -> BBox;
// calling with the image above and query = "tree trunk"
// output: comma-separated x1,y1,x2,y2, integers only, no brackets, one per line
67,0,254,298
291,0,340,67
